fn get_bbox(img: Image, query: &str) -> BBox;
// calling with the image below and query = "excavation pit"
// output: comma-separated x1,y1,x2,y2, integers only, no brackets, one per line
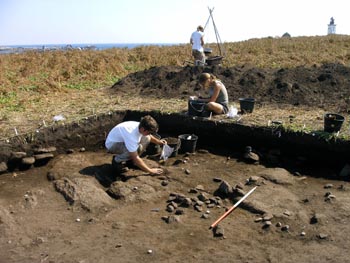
2,62,350,262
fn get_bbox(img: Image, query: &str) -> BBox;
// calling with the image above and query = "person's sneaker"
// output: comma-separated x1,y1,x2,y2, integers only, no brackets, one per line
111,157,129,173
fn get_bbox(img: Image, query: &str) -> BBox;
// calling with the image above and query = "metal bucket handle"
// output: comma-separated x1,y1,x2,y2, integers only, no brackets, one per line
166,138,181,151
189,100,206,113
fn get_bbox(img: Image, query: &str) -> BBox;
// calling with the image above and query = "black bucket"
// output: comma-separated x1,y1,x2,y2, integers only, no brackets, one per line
206,56,223,66
178,134,198,154
324,113,344,133
188,100,211,117
239,98,255,114
164,137,181,157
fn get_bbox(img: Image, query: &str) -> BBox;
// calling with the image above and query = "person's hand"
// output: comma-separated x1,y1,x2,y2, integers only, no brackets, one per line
149,168,163,175
160,139,167,145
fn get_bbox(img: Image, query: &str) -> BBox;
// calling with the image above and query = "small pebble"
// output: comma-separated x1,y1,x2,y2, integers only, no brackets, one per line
281,225,289,232
161,180,169,186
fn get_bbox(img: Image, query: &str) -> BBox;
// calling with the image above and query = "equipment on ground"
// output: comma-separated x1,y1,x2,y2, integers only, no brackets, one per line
203,7,225,65
209,186,257,229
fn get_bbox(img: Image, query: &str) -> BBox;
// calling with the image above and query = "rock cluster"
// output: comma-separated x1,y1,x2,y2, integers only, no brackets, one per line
0,147,56,173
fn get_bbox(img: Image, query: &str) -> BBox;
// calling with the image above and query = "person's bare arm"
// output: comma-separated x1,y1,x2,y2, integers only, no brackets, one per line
129,151,163,175
208,82,221,102
150,135,167,146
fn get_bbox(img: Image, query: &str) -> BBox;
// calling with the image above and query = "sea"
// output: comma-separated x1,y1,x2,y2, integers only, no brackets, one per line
0,43,181,54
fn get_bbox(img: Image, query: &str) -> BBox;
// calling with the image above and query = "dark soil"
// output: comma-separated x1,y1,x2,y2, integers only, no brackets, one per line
113,63,350,112
1,64,350,263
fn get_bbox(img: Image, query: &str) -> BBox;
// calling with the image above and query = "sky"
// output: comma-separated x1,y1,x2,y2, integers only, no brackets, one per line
0,0,349,45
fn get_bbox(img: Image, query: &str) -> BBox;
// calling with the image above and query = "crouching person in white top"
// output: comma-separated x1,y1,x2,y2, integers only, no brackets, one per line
105,115,167,175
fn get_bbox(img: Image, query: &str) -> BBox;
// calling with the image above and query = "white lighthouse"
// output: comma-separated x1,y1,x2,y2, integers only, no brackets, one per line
327,17,336,35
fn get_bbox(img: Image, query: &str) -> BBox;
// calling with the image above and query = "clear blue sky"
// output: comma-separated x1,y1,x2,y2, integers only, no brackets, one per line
0,0,348,45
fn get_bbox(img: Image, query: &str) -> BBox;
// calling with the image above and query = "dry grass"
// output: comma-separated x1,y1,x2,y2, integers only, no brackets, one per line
1,35,350,141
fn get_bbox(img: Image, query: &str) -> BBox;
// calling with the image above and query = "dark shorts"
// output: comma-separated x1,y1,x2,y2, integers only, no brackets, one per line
192,49,205,61
220,102,229,114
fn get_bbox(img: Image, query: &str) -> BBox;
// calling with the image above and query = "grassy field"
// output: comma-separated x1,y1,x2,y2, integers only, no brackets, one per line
1,35,350,139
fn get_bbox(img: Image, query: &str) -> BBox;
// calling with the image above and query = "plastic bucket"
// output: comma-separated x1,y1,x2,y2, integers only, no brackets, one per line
164,137,181,157
178,134,198,154
204,48,212,55
324,113,344,133
239,98,255,114
188,100,206,116
206,56,223,66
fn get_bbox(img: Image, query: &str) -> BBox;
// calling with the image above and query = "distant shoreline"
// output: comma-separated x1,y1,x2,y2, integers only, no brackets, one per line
0,43,182,54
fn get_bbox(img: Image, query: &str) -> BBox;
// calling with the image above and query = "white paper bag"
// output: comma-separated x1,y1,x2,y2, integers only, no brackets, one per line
160,144,174,161
227,106,238,118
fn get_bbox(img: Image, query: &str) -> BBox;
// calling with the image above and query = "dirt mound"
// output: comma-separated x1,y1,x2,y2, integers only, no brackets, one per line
112,63,350,112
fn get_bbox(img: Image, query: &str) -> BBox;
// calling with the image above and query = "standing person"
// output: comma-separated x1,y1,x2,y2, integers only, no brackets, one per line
194,73,229,115
105,115,166,175
190,25,205,65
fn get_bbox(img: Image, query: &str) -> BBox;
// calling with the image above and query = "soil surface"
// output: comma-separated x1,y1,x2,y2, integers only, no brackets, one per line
1,64,350,263
113,63,350,112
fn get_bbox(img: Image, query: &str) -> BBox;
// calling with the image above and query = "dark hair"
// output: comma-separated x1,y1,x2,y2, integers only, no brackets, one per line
139,115,159,133
197,25,204,32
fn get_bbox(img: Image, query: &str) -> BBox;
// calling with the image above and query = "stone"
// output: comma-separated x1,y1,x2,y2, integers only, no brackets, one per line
54,177,113,211
166,205,175,213
217,180,233,197
33,146,57,154
0,162,8,173
66,149,74,154
195,185,205,191
198,193,209,202
318,233,328,239
213,177,222,182
281,225,290,232
244,151,260,163
201,213,209,219
10,152,27,160
194,205,203,212
263,213,274,221
161,180,169,186
163,215,180,224
213,225,224,237
34,153,54,160
263,221,272,229
175,209,184,215
181,198,192,207
22,157,35,165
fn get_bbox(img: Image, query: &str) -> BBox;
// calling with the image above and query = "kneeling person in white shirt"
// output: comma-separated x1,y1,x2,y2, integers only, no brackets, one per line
105,115,166,175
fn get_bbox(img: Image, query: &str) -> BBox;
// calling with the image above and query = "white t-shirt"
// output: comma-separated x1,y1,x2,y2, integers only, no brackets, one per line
105,121,142,152
191,31,204,52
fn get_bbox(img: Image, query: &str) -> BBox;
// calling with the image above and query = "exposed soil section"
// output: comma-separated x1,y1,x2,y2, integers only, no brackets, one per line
1,63,350,262
113,63,350,112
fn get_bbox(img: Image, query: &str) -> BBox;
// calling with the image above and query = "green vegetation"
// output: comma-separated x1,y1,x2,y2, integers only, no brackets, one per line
1,35,350,101
1,35,350,137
